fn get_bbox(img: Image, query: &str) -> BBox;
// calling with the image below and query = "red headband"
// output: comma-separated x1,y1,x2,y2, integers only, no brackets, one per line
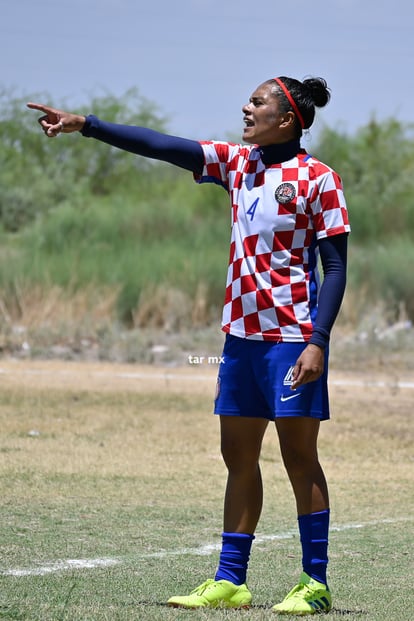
274,78,305,129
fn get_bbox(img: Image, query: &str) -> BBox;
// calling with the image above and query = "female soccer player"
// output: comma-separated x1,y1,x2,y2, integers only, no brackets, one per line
28,75,350,614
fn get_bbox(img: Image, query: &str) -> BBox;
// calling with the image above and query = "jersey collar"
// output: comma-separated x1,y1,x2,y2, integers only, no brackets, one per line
257,139,301,165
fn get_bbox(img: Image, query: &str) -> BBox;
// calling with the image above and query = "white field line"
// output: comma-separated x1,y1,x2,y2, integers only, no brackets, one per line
3,558,119,577
0,367,413,389
1,518,411,577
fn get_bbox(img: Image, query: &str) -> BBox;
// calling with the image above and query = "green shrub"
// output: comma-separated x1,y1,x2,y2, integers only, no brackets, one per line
349,237,414,322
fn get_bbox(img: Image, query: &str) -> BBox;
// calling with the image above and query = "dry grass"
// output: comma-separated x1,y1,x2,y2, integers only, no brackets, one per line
0,285,118,328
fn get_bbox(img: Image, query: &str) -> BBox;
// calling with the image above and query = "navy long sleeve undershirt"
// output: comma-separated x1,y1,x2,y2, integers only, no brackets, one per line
310,233,347,349
81,115,347,348
82,115,205,174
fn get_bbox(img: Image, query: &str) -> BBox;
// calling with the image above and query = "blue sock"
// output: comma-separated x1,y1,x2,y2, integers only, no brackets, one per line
215,532,255,585
298,509,330,586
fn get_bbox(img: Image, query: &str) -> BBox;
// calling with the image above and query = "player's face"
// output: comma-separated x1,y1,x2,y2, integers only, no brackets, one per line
242,82,288,146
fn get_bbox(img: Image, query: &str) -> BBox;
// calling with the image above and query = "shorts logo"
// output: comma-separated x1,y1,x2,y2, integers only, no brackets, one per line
275,182,296,204
280,393,300,402
283,366,295,386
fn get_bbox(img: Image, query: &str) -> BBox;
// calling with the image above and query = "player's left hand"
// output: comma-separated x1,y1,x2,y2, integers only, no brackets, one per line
291,344,324,389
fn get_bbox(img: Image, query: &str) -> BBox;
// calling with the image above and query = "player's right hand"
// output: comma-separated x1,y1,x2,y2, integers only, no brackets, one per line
27,102,86,137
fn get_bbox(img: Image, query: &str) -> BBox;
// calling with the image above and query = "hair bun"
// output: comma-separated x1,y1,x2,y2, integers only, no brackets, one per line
303,77,331,108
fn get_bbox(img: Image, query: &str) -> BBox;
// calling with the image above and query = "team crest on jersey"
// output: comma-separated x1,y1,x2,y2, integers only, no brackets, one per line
275,182,296,204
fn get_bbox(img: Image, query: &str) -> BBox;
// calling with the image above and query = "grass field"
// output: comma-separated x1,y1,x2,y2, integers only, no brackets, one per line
0,358,412,620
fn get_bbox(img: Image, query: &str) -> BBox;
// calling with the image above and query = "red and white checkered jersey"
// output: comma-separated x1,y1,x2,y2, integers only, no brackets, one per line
195,141,350,342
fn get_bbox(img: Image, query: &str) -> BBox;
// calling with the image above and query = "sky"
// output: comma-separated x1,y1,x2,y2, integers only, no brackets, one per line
1,0,413,143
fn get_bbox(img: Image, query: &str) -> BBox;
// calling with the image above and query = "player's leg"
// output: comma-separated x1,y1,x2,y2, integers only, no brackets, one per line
211,335,269,583
276,416,328,515
273,416,332,614
220,415,269,534
167,416,267,609
214,415,268,584
168,334,269,609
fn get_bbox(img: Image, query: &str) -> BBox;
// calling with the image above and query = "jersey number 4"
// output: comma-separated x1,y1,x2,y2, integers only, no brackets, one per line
246,197,259,221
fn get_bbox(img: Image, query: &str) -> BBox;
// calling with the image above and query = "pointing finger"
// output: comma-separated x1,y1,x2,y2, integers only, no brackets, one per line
27,102,56,115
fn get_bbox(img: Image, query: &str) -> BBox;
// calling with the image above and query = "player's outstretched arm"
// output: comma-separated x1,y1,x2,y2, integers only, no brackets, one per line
27,103,205,173
27,102,86,137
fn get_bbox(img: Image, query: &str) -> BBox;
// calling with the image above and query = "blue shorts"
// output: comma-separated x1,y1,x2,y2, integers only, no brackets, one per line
214,335,330,421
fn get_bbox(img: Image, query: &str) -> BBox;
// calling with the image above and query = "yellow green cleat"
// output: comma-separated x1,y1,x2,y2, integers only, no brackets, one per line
167,578,252,609
272,572,332,615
